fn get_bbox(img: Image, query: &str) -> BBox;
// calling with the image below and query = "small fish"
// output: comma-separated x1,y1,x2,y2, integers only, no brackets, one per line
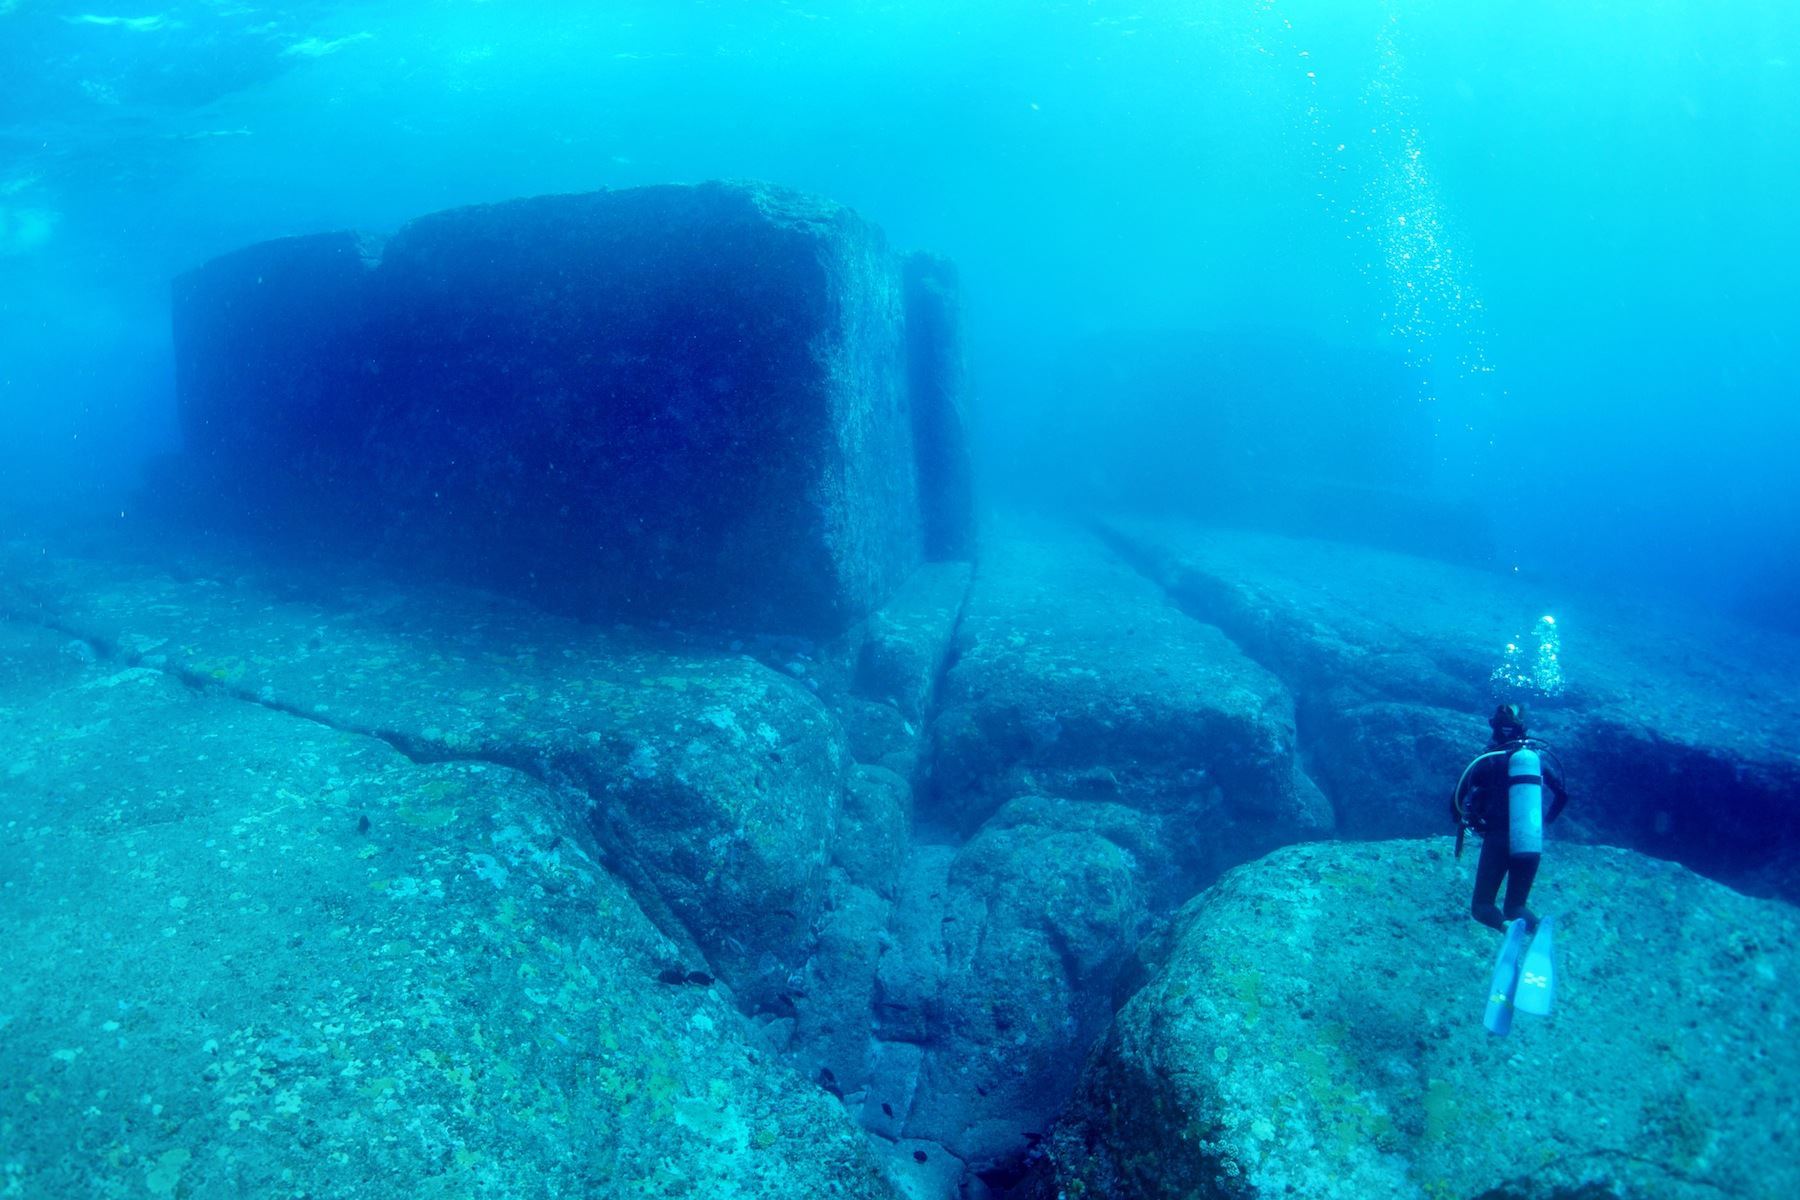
881,1102,894,1118
913,1149,928,1164
355,814,370,834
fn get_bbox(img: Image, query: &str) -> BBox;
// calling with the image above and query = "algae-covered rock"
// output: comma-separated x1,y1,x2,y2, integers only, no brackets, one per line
835,764,913,891
0,620,895,1200
929,525,1328,867
1037,839,1800,1200
0,529,844,1007
906,797,1164,1167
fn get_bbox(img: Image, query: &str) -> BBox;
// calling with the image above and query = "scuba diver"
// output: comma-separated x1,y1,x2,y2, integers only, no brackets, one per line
1452,704,1567,932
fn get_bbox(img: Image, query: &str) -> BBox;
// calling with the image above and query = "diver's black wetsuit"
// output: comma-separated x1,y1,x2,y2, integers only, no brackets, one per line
1456,740,1567,932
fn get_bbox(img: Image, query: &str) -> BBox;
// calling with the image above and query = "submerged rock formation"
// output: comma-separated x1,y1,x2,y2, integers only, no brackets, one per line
1034,839,1800,1200
167,181,975,635
10,160,1796,1200
5,503,1796,1200
929,524,1330,861
1,536,849,1010
0,614,893,1200
774,522,1338,1182
902,253,978,562
1100,518,1800,901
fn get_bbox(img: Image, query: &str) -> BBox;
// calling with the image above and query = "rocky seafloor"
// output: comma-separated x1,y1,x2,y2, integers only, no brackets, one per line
4,512,1797,1200
1033,840,1798,1200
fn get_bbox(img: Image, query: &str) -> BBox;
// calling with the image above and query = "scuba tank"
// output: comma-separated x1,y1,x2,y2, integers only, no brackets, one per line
1452,737,1564,858
1506,746,1545,854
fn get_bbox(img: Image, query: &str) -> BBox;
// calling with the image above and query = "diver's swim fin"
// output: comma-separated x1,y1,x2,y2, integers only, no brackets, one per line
1483,919,1530,1036
1512,916,1556,1017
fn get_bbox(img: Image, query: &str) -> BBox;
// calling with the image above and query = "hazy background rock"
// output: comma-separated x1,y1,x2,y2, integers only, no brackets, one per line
988,328,1487,566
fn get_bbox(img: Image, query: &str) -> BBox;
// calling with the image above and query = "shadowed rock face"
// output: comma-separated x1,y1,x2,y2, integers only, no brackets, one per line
168,181,972,635
902,253,977,562
1032,839,1800,1200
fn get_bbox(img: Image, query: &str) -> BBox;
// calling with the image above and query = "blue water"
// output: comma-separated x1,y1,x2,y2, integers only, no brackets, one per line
4,7,1799,1197
3,0,1796,625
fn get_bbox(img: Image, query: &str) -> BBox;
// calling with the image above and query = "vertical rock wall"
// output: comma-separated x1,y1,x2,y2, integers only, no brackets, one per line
169,181,975,634
903,252,978,561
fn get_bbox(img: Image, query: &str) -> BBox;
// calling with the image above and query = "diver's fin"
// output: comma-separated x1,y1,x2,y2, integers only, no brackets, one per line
1513,916,1556,1017
1483,919,1530,1036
